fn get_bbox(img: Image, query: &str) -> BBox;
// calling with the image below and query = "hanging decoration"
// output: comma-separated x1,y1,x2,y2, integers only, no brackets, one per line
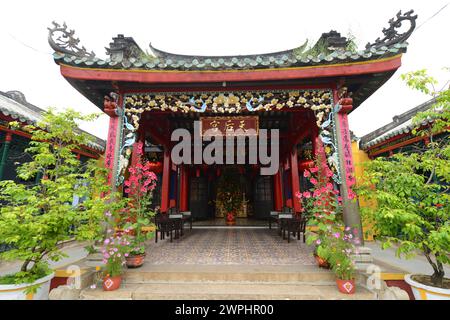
116,89,341,186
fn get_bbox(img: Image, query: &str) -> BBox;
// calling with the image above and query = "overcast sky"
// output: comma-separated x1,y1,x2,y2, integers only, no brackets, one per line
0,0,449,140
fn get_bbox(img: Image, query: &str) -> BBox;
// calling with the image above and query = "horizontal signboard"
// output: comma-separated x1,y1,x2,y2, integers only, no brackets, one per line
200,116,259,136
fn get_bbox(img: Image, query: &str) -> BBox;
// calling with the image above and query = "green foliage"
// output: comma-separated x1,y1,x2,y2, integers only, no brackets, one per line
0,108,110,286
357,69,450,287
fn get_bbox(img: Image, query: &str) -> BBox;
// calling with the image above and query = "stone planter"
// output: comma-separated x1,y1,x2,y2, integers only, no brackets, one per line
0,272,55,300
405,274,450,300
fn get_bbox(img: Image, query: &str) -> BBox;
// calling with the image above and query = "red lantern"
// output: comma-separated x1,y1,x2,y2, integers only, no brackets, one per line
147,161,163,173
298,160,314,172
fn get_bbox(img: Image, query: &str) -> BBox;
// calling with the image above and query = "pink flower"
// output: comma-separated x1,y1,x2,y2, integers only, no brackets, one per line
325,169,333,178
104,211,112,217
315,239,321,245
310,167,319,173
303,191,311,198
295,192,302,199
303,170,311,178
310,178,317,185
104,239,110,245
124,253,129,257
333,232,340,239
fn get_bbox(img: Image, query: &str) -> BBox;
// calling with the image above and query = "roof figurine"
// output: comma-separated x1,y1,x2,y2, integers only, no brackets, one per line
366,9,418,49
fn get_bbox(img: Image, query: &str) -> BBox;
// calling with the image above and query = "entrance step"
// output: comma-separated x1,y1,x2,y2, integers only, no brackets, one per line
123,264,337,284
80,282,375,300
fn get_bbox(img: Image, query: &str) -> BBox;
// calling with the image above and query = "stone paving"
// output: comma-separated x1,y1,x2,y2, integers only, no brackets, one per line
148,228,316,265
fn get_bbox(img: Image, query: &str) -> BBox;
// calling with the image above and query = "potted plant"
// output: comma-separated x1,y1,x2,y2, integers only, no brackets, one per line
100,229,130,291
327,228,357,294
0,109,105,299
122,153,158,268
297,146,347,268
357,69,450,299
215,167,243,225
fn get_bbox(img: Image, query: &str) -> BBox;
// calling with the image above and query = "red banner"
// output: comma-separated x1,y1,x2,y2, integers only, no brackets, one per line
200,116,259,136
338,113,356,193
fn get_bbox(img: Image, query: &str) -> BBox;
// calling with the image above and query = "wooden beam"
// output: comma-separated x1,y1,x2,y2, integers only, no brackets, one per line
60,54,402,84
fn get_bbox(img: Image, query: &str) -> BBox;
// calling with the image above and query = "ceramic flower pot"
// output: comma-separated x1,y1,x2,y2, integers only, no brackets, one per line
405,274,450,300
226,212,236,226
314,254,330,269
126,253,146,268
336,278,356,294
0,272,54,300
102,275,122,291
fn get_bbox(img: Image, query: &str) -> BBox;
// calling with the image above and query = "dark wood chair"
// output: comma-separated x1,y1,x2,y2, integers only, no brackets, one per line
168,207,184,239
285,213,309,243
278,207,293,237
154,212,175,243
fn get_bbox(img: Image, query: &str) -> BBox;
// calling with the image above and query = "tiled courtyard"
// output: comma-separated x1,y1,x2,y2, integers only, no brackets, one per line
146,228,316,265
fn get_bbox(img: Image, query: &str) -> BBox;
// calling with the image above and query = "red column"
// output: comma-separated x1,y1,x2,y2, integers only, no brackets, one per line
290,147,302,213
130,135,144,167
273,170,283,211
161,148,171,213
179,166,189,211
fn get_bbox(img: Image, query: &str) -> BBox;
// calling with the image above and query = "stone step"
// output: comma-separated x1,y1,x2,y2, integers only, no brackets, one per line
123,264,338,284
80,282,375,300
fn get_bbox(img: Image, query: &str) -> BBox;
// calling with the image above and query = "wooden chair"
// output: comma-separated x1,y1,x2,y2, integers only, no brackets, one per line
154,212,175,243
168,207,184,239
278,207,293,238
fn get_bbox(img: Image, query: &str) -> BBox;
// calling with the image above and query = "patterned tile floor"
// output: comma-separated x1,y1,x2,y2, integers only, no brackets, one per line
192,218,268,226
146,228,316,266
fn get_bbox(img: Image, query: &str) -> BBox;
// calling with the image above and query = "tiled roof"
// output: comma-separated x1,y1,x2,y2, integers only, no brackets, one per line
48,10,417,72
360,98,436,149
52,41,408,71
0,91,106,152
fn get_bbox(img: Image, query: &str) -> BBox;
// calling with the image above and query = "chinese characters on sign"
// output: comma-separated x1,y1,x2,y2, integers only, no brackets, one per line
105,116,119,182
338,113,356,198
200,116,259,136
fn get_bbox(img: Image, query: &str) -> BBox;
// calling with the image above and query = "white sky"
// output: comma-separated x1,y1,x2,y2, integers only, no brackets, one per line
0,0,449,140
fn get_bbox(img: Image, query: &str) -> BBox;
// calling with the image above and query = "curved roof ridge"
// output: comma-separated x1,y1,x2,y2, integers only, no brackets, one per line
149,42,296,60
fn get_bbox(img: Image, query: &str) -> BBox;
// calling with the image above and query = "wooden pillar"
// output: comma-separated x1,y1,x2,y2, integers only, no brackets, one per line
103,94,123,190
179,165,189,211
290,145,302,213
273,169,283,211
161,147,171,213
0,132,12,181
334,91,364,245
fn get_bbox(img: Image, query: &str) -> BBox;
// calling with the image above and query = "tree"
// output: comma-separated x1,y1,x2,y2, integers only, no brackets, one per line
357,69,450,287
0,109,113,286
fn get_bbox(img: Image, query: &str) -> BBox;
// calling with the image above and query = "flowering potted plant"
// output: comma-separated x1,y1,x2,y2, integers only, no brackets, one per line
296,147,345,268
327,228,357,294
215,167,243,225
100,226,131,291
122,154,158,268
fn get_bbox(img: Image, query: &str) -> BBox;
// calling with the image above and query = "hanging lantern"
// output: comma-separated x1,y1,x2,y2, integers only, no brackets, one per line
298,160,314,172
196,168,200,177
147,161,163,173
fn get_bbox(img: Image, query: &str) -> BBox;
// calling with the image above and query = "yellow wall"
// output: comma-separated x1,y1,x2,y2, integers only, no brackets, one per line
352,141,376,241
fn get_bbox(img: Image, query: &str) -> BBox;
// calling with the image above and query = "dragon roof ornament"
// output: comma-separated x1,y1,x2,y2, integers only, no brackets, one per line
48,21,95,58
366,10,418,49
